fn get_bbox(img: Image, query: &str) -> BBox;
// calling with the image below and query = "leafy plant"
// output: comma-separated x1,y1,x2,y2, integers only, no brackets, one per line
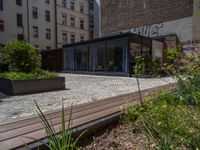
34,100,84,150
123,92,200,149
163,50,200,105
0,69,57,79
132,55,161,75
0,40,41,72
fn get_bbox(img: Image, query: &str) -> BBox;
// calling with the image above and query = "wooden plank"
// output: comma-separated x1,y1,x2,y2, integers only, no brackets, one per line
0,91,138,133
0,104,129,150
0,95,139,141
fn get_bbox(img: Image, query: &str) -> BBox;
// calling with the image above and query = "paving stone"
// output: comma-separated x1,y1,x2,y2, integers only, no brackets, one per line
0,73,175,124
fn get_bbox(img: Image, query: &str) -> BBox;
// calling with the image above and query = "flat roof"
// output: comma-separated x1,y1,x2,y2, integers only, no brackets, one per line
63,32,152,48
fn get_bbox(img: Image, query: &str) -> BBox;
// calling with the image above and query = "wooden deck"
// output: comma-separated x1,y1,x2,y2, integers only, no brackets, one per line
0,84,174,150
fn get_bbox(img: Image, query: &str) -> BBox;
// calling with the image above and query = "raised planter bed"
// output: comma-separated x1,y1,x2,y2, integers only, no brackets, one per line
0,77,65,95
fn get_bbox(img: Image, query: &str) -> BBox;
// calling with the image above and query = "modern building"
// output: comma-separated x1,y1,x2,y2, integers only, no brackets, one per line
0,0,101,50
62,33,154,76
101,0,200,53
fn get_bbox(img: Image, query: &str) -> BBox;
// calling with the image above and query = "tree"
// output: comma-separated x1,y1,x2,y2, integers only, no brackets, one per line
0,40,41,72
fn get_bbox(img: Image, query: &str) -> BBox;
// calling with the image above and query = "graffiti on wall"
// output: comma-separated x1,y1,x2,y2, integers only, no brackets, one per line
181,40,200,52
129,23,164,37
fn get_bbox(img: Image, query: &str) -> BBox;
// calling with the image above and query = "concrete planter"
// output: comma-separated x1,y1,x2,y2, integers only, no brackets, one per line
0,77,65,95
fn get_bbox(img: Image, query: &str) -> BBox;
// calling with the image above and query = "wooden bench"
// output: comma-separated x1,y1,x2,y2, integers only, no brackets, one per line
0,84,174,150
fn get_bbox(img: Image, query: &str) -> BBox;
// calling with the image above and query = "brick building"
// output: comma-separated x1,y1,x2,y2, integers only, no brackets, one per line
101,0,200,52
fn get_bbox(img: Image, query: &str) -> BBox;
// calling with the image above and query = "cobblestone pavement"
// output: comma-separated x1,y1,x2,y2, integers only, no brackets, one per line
0,74,175,124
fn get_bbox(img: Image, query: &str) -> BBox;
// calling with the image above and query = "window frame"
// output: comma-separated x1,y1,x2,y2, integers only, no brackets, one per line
80,19,84,29
0,20,4,31
46,28,51,40
0,0,3,11
32,7,38,19
45,0,50,4
70,1,75,10
16,0,22,6
62,14,67,26
33,26,39,38
17,13,23,27
70,33,75,43
62,0,67,8
45,10,50,22
62,32,68,44
70,16,75,27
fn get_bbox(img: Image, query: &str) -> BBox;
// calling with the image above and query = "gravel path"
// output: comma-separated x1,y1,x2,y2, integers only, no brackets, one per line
0,74,175,124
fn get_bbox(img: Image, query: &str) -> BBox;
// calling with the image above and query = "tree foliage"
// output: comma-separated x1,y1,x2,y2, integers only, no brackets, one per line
0,40,41,72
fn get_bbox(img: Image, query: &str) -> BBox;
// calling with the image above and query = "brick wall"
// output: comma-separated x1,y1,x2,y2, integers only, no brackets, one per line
101,0,194,37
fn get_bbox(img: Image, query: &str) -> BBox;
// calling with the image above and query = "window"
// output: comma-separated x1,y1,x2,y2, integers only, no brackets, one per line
17,13,23,27
0,20,4,31
70,33,75,43
33,26,38,38
45,0,50,4
80,5,84,13
62,32,68,44
34,45,39,48
46,28,51,40
62,15,67,26
46,46,51,50
45,10,50,22
16,0,22,6
17,34,24,40
90,1,93,10
32,7,38,19
80,35,84,42
90,16,94,27
70,16,75,27
62,0,66,7
80,19,84,29
0,0,3,11
70,1,75,10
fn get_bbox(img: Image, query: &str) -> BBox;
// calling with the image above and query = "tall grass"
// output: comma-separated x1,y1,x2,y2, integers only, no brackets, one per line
33,100,84,150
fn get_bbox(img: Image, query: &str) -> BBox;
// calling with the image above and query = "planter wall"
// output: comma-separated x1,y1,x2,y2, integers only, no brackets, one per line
0,77,65,95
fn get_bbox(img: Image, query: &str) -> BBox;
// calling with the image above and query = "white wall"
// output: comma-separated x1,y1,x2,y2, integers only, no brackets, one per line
152,40,164,62
0,0,28,44
28,0,56,50
0,0,56,50
56,0,89,48
128,17,193,43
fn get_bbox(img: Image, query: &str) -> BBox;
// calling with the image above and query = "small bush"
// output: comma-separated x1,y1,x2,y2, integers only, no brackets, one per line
0,69,57,79
0,40,41,72
123,92,200,149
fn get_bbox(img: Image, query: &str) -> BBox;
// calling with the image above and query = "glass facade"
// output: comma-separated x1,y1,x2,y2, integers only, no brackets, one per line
75,45,88,71
63,33,152,76
64,47,75,71
89,41,106,72
106,38,127,72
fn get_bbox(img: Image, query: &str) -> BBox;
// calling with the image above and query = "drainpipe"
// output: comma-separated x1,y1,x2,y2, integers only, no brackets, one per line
27,0,30,42
55,0,58,49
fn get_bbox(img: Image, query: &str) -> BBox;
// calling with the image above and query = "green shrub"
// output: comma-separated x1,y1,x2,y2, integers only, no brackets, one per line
123,92,200,149
132,55,161,75
0,69,57,79
0,40,41,72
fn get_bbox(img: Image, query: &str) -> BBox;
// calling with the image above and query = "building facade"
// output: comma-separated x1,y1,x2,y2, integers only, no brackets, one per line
101,0,200,52
0,0,100,50
0,0,56,50
56,0,90,48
